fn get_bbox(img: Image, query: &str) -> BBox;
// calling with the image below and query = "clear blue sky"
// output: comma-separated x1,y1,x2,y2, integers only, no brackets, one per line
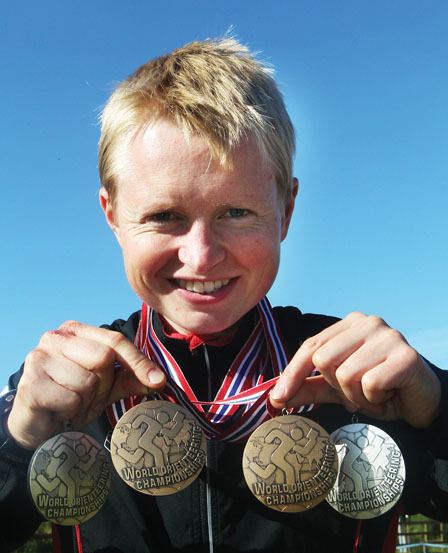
1,0,447,387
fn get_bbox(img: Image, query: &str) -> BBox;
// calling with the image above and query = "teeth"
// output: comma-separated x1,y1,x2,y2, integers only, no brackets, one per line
178,279,230,294
193,281,204,293
203,281,215,293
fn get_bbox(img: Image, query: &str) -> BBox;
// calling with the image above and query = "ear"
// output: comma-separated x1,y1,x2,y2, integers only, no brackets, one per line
99,187,122,246
280,177,299,241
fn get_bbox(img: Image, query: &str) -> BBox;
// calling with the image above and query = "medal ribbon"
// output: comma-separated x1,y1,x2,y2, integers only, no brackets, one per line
107,297,316,442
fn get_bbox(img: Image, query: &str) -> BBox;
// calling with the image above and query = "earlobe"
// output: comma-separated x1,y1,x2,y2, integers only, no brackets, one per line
280,178,299,241
99,187,121,245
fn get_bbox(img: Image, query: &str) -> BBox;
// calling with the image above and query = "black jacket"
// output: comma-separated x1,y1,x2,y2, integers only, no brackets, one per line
1,306,447,553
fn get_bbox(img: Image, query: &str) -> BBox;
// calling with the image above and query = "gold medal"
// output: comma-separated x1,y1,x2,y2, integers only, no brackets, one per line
326,423,406,519
110,400,206,495
243,415,338,512
28,431,110,525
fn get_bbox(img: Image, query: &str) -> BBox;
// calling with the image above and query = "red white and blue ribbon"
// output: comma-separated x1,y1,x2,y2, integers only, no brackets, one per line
107,297,316,442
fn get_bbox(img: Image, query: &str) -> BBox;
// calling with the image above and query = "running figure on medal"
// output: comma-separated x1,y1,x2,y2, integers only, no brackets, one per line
28,431,110,525
248,423,319,483
326,423,406,519
111,401,206,495
243,415,338,513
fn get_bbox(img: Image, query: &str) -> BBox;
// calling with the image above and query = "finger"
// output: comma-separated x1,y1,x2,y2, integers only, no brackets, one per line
59,321,166,395
273,374,345,408
40,327,115,372
42,328,118,406
270,313,370,407
271,372,388,420
37,327,121,417
21,355,84,416
324,342,390,408
270,339,318,408
9,357,84,448
38,346,101,404
317,321,405,408
308,312,369,353
358,349,441,425
311,314,387,389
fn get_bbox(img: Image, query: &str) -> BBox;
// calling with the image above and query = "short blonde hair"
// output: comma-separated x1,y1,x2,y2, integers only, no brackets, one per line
99,38,295,205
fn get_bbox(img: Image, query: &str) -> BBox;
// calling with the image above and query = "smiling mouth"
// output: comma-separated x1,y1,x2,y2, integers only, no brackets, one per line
176,278,231,294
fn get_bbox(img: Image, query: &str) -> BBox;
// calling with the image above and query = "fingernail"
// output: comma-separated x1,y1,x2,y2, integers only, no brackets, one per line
270,384,285,401
148,368,165,385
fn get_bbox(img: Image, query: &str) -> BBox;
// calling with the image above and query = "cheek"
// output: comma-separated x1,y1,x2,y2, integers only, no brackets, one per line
234,230,281,274
120,236,168,282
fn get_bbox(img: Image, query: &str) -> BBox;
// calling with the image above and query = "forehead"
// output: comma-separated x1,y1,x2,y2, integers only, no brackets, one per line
117,119,276,198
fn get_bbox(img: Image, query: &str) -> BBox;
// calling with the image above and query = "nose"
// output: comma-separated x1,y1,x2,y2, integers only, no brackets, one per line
178,221,226,272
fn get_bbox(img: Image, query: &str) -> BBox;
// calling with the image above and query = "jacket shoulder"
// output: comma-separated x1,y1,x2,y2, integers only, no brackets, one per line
272,305,339,352
101,310,141,341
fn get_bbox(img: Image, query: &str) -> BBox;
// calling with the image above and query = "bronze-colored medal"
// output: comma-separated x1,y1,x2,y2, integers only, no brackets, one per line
243,415,338,512
110,400,206,495
28,431,110,525
326,423,406,519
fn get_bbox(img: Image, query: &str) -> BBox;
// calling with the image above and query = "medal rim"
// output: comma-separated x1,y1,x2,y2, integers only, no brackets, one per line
327,423,406,519
243,414,338,513
28,430,110,526
110,400,206,496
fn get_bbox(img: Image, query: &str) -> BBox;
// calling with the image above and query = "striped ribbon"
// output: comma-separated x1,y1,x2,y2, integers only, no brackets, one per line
107,297,315,442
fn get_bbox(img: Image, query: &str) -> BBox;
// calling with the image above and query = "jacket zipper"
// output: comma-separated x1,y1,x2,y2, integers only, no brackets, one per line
203,344,214,553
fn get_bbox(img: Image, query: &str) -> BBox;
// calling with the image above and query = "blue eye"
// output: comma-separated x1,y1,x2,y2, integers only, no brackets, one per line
227,208,247,218
153,212,173,221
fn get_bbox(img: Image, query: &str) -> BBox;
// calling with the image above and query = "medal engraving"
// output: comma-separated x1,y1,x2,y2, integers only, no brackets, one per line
326,423,406,519
243,415,338,512
28,431,110,525
111,401,206,495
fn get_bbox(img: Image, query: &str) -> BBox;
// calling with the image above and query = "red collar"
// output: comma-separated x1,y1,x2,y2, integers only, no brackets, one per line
159,316,236,351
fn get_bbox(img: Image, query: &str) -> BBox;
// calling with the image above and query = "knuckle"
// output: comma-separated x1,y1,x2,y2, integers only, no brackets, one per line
347,311,366,321
22,351,53,387
361,372,379,394
335,367,351,388
39,329,62,346
132,356,152,379
312,344,336,371
366,314,387,331
58,320,82,332
398,344,419,367
360,376,384,404
108,329,127,350
387,327,406,344
311,348,329,368
82,370,101,394
39,326,78,348
93,345,116,370
301,336,320,353
24,347,48,369
15,375,34,401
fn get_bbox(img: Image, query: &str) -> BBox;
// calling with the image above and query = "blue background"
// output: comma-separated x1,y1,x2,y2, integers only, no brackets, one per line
1,0,447,386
